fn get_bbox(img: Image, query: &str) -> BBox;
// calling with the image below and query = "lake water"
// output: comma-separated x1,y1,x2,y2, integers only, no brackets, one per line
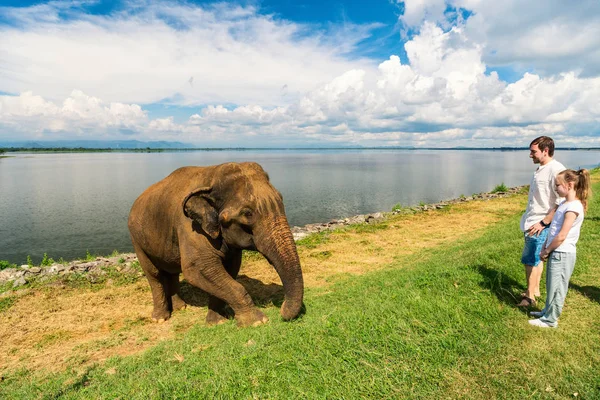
1,149,599,264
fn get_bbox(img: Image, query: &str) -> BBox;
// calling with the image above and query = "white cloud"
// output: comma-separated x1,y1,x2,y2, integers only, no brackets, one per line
0,90,147,137
0,1,377,107
0,1,599,147
397,0,600,77
400,0,447,28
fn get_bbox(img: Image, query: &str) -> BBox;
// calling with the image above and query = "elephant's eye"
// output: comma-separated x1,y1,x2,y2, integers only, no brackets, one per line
241,209,253,218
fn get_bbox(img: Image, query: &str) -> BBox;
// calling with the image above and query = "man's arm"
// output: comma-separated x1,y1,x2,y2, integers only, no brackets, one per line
527,205,558,237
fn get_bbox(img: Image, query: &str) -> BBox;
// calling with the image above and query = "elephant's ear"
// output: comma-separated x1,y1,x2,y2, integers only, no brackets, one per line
182,187,220,239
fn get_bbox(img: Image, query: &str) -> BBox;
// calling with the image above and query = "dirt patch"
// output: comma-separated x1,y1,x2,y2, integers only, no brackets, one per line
0,195,525,374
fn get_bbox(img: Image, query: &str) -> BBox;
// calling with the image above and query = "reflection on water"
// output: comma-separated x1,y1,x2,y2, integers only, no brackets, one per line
1,149,598,264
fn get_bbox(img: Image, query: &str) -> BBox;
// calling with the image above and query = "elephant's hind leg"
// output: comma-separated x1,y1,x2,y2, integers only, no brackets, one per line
134,245,172,322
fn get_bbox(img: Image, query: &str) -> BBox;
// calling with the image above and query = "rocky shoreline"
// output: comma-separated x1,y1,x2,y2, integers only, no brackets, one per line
0,185,525,290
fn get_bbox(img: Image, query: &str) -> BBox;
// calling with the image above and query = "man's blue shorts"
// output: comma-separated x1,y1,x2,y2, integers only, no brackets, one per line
521,228,549,266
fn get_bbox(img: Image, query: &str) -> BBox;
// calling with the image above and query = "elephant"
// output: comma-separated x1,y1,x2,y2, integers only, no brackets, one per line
128,162,304,327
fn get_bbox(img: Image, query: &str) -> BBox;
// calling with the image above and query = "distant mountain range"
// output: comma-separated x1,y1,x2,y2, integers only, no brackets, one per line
1,140,599,151
0,140,195,149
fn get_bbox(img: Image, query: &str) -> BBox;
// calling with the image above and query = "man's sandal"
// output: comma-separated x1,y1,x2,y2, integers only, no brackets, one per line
517,296,536,307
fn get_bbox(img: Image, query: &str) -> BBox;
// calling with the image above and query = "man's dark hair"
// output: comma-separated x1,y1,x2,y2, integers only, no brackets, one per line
530,136,555,157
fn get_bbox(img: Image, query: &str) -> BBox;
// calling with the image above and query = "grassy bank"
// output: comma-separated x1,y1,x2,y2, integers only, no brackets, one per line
1,171,599,399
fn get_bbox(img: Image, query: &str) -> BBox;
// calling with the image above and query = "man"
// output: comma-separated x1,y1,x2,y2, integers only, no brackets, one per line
518,136,565,307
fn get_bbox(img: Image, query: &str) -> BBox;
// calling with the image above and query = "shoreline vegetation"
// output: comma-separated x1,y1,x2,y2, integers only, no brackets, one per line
3,146,600,153
0,169,598,398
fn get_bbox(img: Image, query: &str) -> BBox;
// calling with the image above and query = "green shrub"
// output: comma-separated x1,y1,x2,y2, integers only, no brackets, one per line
40,253,55,266
85,250,95,261
491,182,509,193
391,203,403,212
0,260,17,270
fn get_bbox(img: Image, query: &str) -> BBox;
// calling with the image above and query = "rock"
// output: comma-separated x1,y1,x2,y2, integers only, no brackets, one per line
293,232,309,241
366,213,384,223
48,264,67,274
27,267,42,274
14,270,26,279
0,268,19,282
13,277,27,288
76,264,90,272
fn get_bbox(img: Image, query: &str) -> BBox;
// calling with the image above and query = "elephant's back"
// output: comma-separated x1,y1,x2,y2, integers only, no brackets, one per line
127,166,209,241
134,166,208,204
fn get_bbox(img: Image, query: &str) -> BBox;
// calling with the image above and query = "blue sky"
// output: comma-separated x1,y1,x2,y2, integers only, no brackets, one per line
1,0,599,147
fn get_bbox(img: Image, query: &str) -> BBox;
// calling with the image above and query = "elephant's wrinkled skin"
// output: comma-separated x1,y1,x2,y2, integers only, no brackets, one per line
128,162,304,327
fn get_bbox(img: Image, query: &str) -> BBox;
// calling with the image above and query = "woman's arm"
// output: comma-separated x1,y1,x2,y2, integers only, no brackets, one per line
540,211,578,261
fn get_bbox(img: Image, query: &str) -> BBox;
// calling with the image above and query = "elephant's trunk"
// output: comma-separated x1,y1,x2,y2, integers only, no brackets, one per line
255,216,304,320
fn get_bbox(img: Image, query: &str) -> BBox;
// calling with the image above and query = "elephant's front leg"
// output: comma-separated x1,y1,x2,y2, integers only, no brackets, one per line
205,249,240,325
182,250,268,327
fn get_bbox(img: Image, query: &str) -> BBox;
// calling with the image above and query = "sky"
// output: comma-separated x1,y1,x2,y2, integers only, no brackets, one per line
0,0,599,148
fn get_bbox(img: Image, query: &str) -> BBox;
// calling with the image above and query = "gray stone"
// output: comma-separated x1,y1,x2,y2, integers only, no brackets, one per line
76,264,90,272
13,277,27,288
0,268,18,282
27,267,42,274
49,264,65,273
293,232,309,241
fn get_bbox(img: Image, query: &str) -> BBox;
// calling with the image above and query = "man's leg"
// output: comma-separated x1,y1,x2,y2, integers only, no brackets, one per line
524,264,533,296
521,233,536,302
531,261,543,298
525,262,542,299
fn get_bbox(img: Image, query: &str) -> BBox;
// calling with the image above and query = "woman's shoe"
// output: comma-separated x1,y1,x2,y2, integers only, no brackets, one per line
528,318,557,328
529,311,544,318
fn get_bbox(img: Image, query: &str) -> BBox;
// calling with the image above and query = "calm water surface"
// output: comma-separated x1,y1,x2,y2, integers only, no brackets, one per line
1,149,599,264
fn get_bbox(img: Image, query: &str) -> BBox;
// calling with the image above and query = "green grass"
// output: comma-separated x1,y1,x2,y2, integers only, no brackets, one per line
0,296,15,313
296,231,331,249
1,182,599,398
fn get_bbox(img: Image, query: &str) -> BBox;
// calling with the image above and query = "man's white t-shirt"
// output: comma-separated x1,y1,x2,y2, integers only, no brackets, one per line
520,159,566,232
545,200,584,253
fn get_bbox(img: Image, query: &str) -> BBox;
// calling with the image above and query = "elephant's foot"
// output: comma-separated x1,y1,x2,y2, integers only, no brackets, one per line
171,294,187,311
206,310,229,326
235,309,269,327
151,308,171,323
